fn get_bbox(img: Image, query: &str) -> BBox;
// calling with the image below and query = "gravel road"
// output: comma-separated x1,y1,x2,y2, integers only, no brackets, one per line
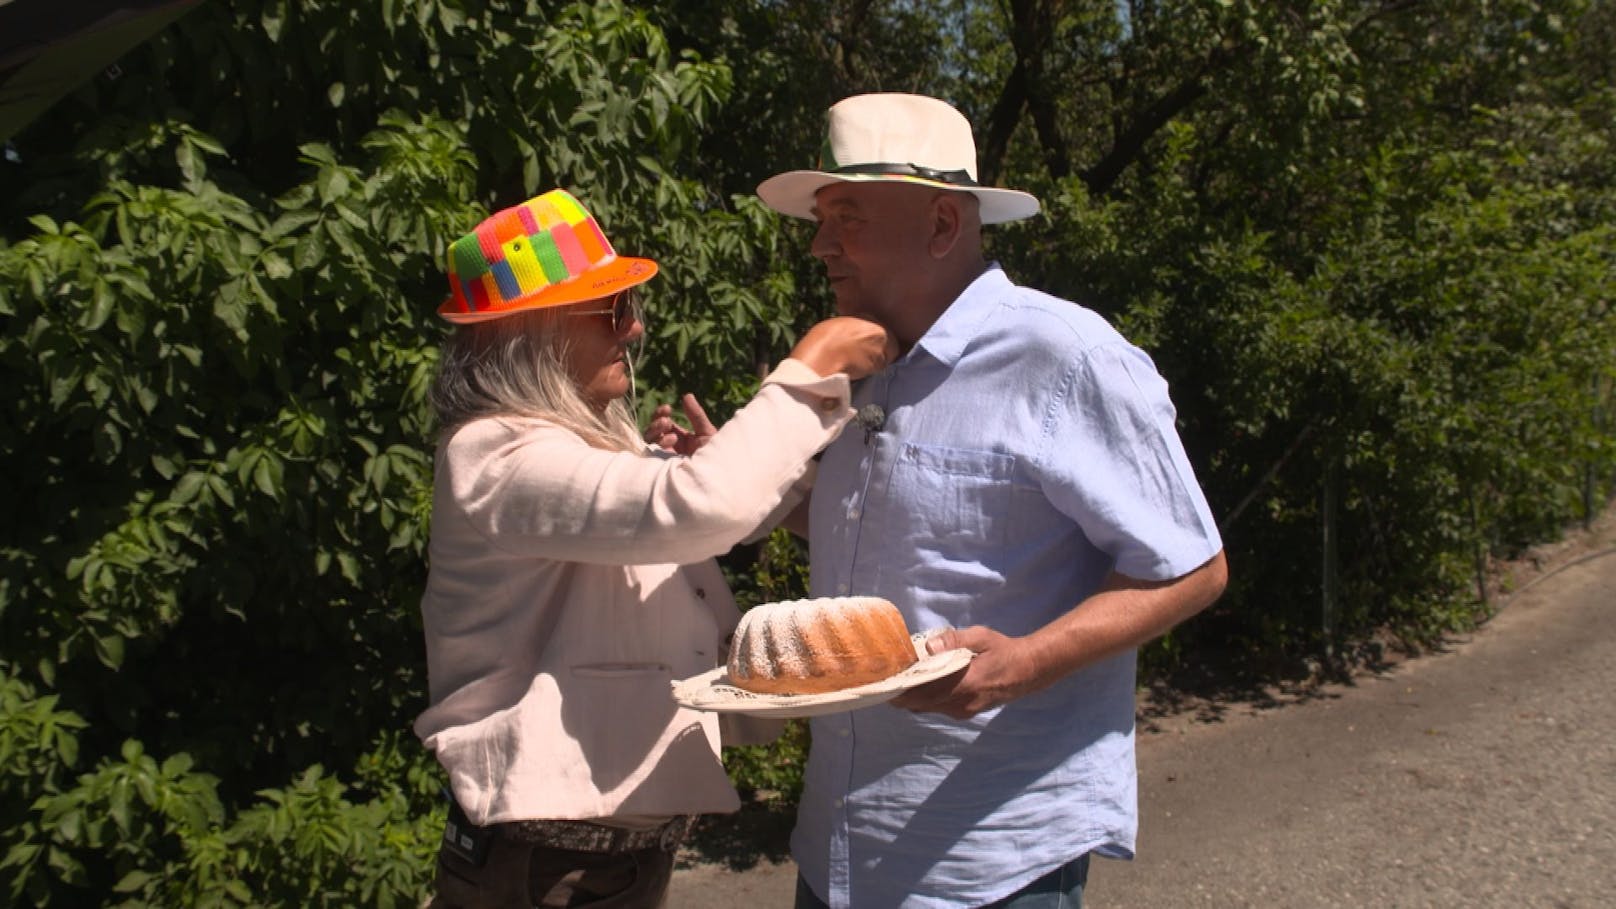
670,515,1616,908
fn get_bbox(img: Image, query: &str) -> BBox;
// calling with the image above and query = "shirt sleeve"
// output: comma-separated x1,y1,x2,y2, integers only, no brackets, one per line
438,360,851,565
1035,341,1223,580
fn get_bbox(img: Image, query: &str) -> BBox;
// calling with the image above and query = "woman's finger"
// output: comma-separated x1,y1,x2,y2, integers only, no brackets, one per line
680,394,717,436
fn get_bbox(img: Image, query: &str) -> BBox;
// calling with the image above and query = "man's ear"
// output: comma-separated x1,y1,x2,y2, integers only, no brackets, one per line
928,193,965,259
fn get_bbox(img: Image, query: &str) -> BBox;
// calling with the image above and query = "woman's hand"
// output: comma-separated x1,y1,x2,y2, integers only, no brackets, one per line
789,317,897,381
644,393,717,455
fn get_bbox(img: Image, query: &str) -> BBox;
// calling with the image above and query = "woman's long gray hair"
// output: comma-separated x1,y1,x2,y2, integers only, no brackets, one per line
429,309,642,453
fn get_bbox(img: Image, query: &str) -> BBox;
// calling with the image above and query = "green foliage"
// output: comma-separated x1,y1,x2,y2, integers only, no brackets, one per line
0,1,806,904
979,0,1616,659
722,719,812,805
1,1,1614,904
4,719,441,908
1,104,458,900
723,528,811,612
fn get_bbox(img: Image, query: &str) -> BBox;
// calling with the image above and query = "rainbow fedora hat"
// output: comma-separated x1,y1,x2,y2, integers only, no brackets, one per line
439,188,658,324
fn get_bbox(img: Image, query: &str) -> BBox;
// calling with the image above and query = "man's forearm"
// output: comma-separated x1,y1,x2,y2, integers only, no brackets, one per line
1026,551,1230,688
900,550,1229,717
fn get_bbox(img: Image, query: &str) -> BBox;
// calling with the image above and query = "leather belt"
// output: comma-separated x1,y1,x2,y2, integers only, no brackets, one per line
500,815,695,853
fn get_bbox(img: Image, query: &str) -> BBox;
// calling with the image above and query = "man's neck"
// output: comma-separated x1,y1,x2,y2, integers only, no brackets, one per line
899,258,990,347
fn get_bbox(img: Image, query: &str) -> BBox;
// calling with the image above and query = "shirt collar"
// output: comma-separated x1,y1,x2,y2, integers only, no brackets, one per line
909,264,1012,367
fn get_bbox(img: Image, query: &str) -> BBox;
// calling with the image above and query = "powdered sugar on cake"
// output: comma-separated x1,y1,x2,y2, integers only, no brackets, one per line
727,596,918,695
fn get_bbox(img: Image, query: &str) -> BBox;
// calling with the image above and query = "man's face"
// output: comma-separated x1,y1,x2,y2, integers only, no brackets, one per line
808,182,938,330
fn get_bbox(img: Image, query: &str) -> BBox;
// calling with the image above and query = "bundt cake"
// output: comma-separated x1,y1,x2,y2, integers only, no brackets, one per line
726,596,918,695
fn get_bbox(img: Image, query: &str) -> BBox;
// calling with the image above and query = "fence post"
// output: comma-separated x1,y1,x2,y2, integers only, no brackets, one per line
1322,461,1338,657
1471,491,1489,612
1588,373,1607,530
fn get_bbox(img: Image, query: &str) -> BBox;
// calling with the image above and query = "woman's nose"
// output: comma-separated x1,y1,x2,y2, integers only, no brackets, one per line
620,314,645,344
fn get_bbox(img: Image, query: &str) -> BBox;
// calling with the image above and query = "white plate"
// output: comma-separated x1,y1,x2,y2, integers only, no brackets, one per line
670,633,974,719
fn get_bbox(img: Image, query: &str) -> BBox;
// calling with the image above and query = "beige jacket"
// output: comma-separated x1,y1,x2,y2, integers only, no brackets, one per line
415,360,851,826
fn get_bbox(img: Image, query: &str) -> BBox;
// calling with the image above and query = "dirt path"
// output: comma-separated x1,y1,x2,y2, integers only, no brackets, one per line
1095,514,1616,907
670,507,1616,908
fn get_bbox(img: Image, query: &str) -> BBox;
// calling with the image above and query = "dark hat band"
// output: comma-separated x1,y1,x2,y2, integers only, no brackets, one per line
830,162,979,187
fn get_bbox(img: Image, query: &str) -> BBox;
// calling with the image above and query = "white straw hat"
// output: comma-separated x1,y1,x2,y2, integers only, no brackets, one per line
757,93,1040,225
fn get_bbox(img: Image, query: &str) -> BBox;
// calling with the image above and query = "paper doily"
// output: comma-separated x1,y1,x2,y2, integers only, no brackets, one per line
671,633,973,719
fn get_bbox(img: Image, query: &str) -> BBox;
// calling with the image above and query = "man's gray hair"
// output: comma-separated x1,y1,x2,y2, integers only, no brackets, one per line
429,309,642,453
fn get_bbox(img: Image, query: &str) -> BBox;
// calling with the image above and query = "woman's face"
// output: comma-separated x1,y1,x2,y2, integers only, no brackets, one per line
557,289,645,410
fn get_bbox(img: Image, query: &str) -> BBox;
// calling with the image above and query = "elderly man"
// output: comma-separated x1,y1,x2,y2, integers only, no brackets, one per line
756,93,1229,909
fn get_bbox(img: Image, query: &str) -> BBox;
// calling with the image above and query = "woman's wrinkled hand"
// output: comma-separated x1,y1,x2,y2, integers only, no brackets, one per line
789,317,898,381
644,393,717,455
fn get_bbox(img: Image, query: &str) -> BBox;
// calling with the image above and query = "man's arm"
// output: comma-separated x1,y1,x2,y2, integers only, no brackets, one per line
892,550,1229,719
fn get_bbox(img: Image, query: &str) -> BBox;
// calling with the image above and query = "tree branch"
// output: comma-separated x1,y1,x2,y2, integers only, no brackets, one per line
981,0,1068,184
1350,0,1426,38
980,55,1027,186
1080,71,1209,196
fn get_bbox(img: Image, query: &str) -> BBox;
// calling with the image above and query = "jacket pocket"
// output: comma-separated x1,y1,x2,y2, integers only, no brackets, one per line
560,664,686,792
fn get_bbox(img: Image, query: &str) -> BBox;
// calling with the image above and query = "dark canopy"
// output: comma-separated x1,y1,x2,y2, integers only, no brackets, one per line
0,0,203,143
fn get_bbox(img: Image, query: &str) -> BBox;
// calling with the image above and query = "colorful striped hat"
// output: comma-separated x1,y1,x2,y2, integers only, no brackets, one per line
439,188,658,323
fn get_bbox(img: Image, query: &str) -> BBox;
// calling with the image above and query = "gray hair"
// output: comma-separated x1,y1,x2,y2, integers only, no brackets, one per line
429,309,642,453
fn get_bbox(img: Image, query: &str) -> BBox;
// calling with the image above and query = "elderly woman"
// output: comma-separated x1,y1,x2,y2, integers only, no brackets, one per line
416,188,892,908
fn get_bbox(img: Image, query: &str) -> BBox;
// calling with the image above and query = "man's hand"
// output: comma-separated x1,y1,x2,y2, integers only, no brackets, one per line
644,393,716,455
889,626,1041,719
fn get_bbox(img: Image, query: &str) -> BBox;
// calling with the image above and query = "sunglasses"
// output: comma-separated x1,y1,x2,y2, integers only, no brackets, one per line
566,289,643,334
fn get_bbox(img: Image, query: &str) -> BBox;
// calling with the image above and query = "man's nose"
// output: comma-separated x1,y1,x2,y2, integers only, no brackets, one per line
809,220,837,260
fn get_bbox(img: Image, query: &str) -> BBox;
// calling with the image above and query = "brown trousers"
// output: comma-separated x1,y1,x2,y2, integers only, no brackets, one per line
427,832,676,909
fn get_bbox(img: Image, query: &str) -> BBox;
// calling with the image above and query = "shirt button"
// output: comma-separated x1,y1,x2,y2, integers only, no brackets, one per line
834,797,846,808
847,508,860,520
838,727,850,737
836,582,849,594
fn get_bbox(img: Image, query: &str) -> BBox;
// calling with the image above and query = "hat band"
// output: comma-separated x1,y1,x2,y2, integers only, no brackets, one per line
831,162,979,187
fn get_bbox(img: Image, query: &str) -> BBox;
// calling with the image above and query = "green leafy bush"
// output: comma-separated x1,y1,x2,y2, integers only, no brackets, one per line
1,2,1613,905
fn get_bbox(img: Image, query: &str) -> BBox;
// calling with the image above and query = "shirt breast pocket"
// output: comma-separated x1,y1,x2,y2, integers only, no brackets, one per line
890,443,1020,559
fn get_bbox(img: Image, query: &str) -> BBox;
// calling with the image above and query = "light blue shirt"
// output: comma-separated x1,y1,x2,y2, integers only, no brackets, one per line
794,266,1223,908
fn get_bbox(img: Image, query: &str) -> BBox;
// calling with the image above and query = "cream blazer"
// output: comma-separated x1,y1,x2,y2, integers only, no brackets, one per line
414,360,851,826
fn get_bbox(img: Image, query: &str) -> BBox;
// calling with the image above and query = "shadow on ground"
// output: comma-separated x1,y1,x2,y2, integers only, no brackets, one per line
678,795,797,870
1132,632,1408,733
